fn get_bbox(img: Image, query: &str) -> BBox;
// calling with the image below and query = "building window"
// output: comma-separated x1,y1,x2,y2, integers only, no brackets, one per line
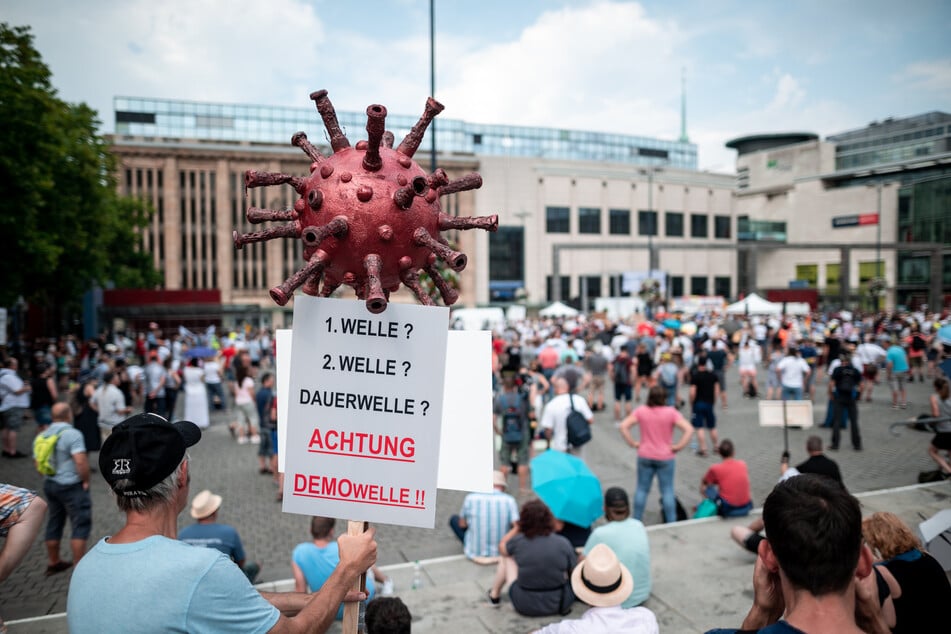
690,276,708,295
666,212,684,237
609,208,630,235
638,210,657,236
609,275,631,297
578,207,601,234
546,206,570,233
489,226,524,282
714,215,731,239
795,264,818,288
691,214,708,238
714,276,730,299
580,275,601,300
826,263,840,296
670,276,684,297
546,275,571,302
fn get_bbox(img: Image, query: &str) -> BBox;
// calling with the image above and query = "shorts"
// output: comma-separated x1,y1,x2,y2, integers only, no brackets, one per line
614,383,633,402
499,438,529,466
863,365,878,381
43,480,92,541
713,369,727,391
692,401,716,429
909,356,924,369
743,531,765,554
270,429,279,456
0,407,25,431
889,372,908,392
258,427,275,457
590,375,606,390
33,405,52,426
932,432,951,451
0,484,37,537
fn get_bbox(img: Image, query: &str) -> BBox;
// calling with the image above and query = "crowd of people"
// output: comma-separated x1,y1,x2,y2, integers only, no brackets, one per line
1,306,951,632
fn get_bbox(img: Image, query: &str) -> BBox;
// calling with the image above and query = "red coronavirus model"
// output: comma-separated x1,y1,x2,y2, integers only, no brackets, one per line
233,90,498,314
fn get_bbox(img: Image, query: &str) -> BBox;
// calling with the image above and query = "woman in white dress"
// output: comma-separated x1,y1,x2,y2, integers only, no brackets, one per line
182,358,209,429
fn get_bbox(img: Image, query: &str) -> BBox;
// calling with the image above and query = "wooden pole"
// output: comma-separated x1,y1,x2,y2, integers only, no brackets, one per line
341,520,369,634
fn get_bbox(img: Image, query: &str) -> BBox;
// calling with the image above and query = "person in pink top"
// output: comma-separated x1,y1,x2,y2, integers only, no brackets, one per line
619,386,694,523
700,439,753,517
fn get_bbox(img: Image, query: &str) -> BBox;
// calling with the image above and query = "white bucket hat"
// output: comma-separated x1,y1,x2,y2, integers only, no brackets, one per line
190,489,223,519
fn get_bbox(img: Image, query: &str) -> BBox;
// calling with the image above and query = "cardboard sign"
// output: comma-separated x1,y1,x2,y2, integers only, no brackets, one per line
282,296,449,528
758,400,814,428
277,328,494,494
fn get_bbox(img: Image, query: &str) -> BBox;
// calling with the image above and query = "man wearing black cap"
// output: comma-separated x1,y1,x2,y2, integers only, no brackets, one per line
66,413,377,633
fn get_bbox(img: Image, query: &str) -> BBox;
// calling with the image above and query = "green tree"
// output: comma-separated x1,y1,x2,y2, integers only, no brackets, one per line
0,24,160,331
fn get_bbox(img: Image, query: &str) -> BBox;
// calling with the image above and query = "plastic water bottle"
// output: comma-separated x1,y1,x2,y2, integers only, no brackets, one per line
411,561,421,590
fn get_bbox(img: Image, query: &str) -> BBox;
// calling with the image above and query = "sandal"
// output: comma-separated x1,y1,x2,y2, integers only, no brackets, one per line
45,561,73,576
486,589,500,607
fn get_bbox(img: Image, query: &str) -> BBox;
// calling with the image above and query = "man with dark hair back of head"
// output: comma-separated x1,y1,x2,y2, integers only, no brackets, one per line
365,597,412,634
581,487,652,607
67,413,377,633
791,435,842,484
707,474,889,634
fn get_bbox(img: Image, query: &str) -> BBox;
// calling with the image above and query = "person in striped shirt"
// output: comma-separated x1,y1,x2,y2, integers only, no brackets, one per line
449,471,519,563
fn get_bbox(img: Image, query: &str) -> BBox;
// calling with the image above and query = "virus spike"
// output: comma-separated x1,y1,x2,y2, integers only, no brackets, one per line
413,227,467,272
300,216,349,249
245,170,306,193
393,186,415,210
362,105,387,172
291,132,325,164
233,224,300,250
246,207,297,224
400,268,435,306
424,263,459,305
438,172,482,197
382,130,395,148
427,168,449,190
319,279,341,297
363,253,387,314
311,90,351,153
270,249,329,306
396,97,444,159
437,212,499,232
302,273,322,297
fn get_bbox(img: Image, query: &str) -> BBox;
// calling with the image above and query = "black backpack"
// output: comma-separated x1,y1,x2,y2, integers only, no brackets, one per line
501,392,526,444
566,394,591,447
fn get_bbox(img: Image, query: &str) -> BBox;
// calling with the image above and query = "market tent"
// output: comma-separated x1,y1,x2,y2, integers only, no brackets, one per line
539,301,580,318
725,293,783,316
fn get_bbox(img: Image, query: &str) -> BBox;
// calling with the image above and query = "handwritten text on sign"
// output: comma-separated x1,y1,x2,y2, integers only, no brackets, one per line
282,296,449,528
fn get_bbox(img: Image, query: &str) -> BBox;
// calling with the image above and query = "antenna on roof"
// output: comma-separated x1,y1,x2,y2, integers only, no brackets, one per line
679,67,689,144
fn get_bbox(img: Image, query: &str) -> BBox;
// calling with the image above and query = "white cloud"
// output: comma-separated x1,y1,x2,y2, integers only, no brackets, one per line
898,58,951,95
766,73,806,111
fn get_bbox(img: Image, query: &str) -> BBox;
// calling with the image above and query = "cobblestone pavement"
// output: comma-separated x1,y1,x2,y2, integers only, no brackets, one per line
0,364,945,628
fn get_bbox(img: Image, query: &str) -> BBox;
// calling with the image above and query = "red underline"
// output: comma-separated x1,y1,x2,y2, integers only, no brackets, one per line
291,493,424,509
306,449,415,463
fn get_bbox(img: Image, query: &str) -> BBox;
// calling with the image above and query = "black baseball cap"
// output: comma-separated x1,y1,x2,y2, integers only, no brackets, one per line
99,413,201,497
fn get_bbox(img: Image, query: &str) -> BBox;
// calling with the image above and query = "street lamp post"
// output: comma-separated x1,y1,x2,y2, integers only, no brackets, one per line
639,167,661,273
876,179,883,312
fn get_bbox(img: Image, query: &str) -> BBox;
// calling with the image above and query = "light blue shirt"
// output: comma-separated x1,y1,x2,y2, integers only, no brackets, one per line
460,490,520,559
67,536,279,633
38,422,85,486
583,518,652,608
293,541,375,620
886,345,910,373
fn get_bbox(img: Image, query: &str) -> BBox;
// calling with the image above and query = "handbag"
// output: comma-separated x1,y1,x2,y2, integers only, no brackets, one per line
565,394,591,447
694,498,719,519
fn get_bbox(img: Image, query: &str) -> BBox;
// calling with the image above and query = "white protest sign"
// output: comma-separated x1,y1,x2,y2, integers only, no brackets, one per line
277,328,494,493
757,400,814,428
282,296,449,528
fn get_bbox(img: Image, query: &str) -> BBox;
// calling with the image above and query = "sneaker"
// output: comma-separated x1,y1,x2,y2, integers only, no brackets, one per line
250,435,261,444
900,403,908,409
237,436,249,445
381,578,395,596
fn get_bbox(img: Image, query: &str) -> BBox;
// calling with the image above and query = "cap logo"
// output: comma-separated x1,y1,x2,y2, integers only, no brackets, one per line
112,458,131,476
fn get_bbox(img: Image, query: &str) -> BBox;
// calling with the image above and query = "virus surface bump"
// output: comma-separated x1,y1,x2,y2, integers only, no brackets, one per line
233,90,499,313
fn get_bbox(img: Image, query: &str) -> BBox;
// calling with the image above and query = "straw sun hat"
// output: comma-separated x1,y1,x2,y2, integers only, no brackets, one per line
571,544,634,607
190,489,223,519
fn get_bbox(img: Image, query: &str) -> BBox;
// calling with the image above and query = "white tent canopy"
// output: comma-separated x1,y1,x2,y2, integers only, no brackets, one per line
539,301,580,318
725,293,783,316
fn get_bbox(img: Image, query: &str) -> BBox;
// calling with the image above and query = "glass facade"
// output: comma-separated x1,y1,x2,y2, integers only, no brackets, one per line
115,97,698,169
829,112,950,171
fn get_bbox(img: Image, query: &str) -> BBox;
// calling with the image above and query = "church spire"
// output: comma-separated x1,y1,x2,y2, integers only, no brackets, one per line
679,67,689,143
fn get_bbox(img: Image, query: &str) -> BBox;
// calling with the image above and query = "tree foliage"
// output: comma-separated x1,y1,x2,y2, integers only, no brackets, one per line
0,24,160,320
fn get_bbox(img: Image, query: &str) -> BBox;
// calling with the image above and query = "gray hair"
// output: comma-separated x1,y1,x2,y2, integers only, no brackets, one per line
113,453,189,513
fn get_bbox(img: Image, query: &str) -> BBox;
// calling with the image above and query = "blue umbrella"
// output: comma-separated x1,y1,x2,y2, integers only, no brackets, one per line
184,346,216,359
937,325,951,346
530,450,602,527
662,318,681,330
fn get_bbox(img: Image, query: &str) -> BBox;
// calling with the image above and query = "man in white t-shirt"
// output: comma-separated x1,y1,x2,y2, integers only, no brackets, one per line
541,377,594,457
92,372,132,441
776,347,810,401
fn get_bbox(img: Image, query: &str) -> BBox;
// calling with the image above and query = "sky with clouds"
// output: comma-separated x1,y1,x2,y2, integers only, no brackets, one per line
6,0,950,173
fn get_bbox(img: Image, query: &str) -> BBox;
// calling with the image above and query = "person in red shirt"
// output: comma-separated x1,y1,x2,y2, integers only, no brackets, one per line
700,439,752,517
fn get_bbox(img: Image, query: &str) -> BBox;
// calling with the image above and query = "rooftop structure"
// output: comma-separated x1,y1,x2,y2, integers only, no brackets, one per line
113,96,697,169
